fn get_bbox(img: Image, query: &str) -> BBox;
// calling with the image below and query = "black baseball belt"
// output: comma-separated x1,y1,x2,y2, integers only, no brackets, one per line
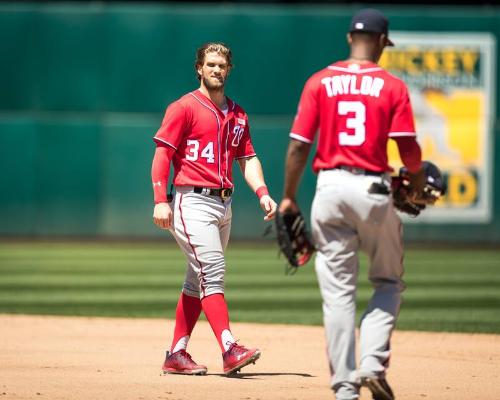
322,166,390,195
193,187,233,200
323,165,385,177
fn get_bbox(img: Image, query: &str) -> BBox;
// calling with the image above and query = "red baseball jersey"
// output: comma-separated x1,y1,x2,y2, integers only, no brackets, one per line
154,90,256,188
291,60,416,173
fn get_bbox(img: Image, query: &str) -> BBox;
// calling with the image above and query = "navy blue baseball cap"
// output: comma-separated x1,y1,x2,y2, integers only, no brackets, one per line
349,8,394,46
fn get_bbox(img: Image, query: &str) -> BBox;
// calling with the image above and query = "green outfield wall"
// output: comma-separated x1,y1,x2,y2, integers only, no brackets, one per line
0,3,499,242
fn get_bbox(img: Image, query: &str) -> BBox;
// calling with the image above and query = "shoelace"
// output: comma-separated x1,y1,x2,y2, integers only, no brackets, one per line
178,350,193,360
229,342,247,353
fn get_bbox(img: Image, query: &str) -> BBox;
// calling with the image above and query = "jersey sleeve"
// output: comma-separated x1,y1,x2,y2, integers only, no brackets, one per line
153,101,189,149
290,76,320,144
235,119,256,159
388,83,416,138
151,144,175,204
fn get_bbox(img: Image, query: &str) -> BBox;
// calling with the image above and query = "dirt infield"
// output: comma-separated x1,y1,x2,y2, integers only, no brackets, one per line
1,315,499,400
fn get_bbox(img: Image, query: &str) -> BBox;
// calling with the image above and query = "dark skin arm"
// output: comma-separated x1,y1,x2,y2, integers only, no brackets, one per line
279,139,312,213
394,136,426,197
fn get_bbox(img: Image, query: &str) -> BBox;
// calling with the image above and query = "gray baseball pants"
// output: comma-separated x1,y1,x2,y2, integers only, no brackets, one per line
311,169,405,400
170,186,232,299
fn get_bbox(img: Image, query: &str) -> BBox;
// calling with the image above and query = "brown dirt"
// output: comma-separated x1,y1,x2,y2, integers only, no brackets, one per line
1,315,499,400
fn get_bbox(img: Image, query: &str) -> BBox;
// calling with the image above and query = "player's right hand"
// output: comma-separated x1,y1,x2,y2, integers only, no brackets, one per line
408,167,427,203
153,202,173,230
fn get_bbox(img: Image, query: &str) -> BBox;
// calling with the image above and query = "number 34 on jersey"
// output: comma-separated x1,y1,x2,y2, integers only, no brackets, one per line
185,140,215,163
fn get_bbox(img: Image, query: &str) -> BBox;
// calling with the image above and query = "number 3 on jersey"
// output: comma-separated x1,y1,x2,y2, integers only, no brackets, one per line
338,101,366,146
186,140,215,163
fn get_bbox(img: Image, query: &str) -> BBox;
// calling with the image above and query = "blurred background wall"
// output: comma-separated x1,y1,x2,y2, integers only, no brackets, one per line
0,2,499,242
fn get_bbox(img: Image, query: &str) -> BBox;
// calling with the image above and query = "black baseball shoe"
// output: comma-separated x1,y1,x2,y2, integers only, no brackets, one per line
361,376,394,400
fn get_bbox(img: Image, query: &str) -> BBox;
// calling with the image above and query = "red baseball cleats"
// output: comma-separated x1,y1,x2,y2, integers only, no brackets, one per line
222,343,261,375
162,344,261,376
162,350,207,375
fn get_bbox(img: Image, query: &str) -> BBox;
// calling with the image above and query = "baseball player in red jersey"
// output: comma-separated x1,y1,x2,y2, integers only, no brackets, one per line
151,43,277,375
279,9,425,400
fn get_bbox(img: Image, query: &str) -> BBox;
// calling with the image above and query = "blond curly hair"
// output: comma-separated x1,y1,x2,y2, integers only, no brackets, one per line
194,42,233,80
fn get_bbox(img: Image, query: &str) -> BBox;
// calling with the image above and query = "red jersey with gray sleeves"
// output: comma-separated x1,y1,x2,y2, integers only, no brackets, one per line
153,90,256,188
291,61,416,173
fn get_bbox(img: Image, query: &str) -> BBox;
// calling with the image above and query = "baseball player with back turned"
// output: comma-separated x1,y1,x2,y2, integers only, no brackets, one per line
151,42,277,375
279,9,425,400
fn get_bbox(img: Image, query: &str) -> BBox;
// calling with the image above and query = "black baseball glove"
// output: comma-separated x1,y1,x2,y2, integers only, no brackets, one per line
392,161,446,217
275,210,315,271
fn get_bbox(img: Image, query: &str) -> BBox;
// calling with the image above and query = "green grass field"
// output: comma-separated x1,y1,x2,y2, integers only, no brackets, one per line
0,241,499,333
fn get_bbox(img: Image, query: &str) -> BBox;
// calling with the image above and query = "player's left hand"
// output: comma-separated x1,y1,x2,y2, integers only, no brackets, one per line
260,195,277,221
278,197,299,214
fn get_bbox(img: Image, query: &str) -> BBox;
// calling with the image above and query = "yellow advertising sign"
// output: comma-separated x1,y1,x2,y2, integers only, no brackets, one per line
379,33,495,222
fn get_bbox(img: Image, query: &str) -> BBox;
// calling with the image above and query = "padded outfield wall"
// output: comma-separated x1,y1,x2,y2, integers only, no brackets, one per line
0,3,499,242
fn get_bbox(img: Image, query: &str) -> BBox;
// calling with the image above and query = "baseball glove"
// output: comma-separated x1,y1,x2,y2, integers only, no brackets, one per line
392,161,446,217
275,210,315,272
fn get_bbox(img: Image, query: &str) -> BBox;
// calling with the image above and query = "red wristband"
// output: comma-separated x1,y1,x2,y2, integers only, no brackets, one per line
256,186,269,199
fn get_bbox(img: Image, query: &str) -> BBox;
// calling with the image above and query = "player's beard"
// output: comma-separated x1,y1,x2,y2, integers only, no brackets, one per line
203,76,225,92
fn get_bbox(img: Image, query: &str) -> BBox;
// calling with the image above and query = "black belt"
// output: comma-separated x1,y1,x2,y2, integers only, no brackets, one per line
193,187,233,200
325,165,385,177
